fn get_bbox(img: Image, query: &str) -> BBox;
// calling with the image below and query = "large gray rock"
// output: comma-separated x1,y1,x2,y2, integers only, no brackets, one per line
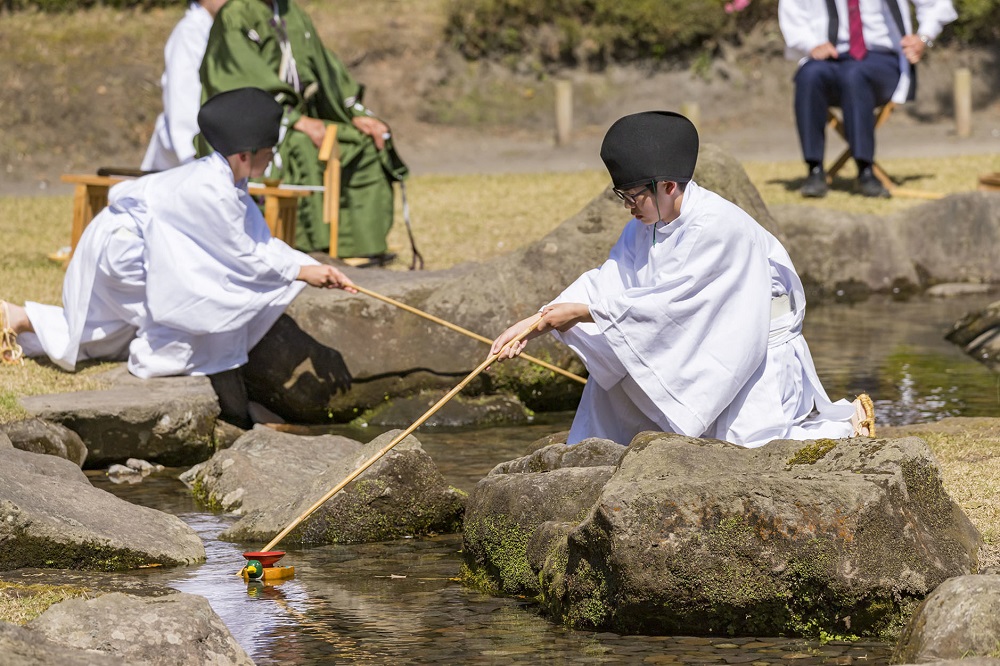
464,433,982,638
0,447,205,571
19,370,219,469
947,299,1000,374
892,574,1000,664
0,418,87,466
29,591,253,666
0,621,125,666
244,313,353,422
184,427,465,544
774,192,1000,294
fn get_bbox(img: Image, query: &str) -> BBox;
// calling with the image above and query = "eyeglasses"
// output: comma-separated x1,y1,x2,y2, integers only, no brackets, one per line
613,181,656,206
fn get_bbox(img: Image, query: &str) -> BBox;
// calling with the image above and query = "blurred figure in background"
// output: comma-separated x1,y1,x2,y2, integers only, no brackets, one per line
141,0,228,171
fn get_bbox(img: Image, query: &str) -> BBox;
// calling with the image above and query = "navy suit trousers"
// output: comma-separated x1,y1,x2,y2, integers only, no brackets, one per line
793,50,901,165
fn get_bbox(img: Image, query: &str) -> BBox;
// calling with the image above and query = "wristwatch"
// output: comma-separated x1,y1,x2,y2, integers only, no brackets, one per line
918,34,934,48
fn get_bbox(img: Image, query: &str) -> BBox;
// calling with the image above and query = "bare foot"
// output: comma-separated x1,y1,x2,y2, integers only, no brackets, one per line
850,394,876,437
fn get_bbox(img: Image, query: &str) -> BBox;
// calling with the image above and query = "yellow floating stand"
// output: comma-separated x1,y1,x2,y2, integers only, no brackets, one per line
241,565,295,582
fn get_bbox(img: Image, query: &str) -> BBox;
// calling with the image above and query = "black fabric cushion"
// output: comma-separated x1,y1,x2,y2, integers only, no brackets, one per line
600,111,699,189
198,87,283,156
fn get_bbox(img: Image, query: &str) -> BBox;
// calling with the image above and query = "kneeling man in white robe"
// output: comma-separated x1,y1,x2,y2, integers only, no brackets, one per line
491,111,875,448
3,87,357,428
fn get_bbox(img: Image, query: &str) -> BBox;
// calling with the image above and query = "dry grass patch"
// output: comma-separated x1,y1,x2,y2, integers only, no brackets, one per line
0,581,92,625
922,431,1000,570
385,170,610,269
885,419,1000,571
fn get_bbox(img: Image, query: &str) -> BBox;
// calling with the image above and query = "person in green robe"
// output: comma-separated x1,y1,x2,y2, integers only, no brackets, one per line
199,0,408,258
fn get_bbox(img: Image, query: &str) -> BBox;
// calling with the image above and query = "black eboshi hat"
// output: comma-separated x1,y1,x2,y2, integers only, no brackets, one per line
600,111,699,190
198,87,283,156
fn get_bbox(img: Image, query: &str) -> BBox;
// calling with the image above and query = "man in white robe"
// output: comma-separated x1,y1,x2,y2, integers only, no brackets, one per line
491,111,875,448
7,87,356,427
141,0,228,171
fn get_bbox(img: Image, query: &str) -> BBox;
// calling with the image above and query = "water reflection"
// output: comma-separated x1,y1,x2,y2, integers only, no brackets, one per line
89,295,1000,664
804,294,1000,424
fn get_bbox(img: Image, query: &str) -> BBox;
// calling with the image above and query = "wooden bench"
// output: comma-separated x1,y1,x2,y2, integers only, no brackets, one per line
59,174,311,256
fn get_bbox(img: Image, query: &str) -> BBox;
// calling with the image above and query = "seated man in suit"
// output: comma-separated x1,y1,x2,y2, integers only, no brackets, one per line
778,0,956,198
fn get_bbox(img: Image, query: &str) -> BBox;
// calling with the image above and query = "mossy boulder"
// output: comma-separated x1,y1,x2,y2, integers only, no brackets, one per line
462,438,624,594
188,428,466,545
463,433,982,638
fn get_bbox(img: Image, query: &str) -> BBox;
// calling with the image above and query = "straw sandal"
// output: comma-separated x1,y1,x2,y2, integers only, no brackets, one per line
851,393,876,438
1,301,24,366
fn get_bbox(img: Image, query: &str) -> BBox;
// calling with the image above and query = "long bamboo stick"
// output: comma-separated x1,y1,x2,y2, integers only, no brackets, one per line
257,316,544,554
353,284,586,385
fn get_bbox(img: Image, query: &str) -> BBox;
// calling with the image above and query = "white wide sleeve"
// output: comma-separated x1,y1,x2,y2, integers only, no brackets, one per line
911,0,957,39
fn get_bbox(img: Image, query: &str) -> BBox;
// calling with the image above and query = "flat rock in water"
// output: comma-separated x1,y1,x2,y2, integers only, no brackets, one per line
28,591,253,666
183,426,364,515
19,369,219,469
0,447,205,571
464,434,982,638
185,427,465,545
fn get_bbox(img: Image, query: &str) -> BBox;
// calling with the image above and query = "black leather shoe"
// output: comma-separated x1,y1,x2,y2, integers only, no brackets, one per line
857,167,890,198
800,167,828,198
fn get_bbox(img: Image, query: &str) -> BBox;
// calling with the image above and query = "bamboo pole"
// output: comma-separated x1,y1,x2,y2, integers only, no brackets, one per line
354,285,586,384
257,316,544,554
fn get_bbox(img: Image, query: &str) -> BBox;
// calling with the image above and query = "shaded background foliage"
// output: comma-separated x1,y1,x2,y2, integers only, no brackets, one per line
443,0,999,67
5,0,998,57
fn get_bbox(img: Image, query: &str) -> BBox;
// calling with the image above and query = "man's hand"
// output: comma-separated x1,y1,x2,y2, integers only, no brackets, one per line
297,264,358,292
490,315,543,361
900,34,927,64
810,42,839,60
538,303,592,333
489,304,591,361
351,116,390,150
293,116,328,149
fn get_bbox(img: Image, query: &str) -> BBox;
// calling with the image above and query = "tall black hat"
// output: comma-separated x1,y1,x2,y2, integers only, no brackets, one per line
600,111,699,190
198,87,283,156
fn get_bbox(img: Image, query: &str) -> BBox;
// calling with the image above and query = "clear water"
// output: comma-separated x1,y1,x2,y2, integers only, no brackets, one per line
90,294,999,664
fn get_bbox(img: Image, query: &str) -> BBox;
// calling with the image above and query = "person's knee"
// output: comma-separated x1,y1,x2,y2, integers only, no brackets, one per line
794,60,836,92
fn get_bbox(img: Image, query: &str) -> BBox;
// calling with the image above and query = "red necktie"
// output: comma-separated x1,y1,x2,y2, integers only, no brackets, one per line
847,0,868,60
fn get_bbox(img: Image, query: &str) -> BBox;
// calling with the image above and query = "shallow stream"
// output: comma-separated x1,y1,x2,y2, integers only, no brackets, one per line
90,294,999,665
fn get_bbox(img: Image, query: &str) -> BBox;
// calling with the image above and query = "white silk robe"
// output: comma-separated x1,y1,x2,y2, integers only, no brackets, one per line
551,181,855,447
141,2,214,170
20,152,313,378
